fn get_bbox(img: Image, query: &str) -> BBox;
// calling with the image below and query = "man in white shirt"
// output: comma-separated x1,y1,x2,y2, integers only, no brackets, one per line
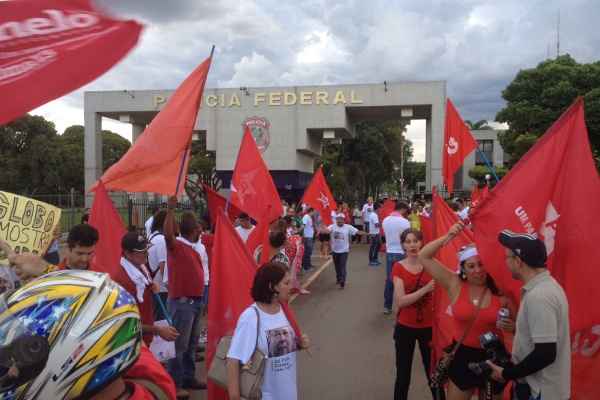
147,210,169,320
326,214,366,288
381,201,411,314
234,213,255,243
301,208,316,271
367,207,381,266
361,197,374,243
144,205,158,238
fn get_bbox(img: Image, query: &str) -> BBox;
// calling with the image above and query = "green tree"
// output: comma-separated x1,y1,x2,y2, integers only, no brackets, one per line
465,120,493,130
496,54,600,168
468,165,508,184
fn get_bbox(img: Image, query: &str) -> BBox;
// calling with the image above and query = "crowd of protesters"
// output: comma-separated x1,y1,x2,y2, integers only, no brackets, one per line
0,192,571,400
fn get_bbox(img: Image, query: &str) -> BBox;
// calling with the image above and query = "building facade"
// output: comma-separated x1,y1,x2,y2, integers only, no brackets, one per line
84,81,450,203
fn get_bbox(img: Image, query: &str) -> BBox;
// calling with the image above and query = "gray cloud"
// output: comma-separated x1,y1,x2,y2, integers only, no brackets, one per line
35,0,600,134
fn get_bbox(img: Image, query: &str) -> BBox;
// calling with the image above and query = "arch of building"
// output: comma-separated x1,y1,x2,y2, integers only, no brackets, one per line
84,81,448,205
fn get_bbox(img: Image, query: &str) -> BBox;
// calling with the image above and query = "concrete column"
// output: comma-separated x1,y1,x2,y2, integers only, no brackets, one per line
132,123,144,143
425,117,432,190
84,111,102,207
429,98,445,191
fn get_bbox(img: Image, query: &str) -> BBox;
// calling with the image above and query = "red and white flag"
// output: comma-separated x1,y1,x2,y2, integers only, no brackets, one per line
230,127,283,224
0,0,142,125
470,98,600,399
300,166,337,226
97,52,213,195
443,99,479,194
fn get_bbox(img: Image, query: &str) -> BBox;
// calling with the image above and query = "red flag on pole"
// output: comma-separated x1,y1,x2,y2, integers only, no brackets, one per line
88,180,127,279
203,183,242,225
207,211,256,400
430,188,475,368
300,166,337,226
96,51,213,195
230,127,283,223
0,0,142,125
470,98,600,399
443,99,479,195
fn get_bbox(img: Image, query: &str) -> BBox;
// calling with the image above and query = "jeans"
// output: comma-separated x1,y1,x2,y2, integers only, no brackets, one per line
167,297,204,387
385,253,406,310
364,222,370,242
302,237,314,269
332,252,349,284
394,324,437,400
368,234,381,263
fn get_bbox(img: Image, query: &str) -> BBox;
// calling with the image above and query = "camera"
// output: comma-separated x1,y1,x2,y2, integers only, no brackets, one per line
468,331,512,377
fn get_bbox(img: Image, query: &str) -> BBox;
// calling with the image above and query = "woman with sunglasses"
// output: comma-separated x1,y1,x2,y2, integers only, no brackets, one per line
392,229,437,400
419,222,515,400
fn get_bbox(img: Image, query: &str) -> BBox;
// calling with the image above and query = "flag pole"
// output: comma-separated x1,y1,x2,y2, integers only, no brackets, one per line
174,45,216,195
475,147,500,183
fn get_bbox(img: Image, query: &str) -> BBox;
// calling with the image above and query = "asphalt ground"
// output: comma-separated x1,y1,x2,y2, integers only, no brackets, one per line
191,245,432,399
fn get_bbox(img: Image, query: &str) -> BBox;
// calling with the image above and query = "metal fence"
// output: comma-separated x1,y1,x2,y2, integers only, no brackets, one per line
29,192,206,234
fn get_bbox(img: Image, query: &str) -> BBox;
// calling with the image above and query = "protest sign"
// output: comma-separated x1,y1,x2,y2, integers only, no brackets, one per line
0,191,61,260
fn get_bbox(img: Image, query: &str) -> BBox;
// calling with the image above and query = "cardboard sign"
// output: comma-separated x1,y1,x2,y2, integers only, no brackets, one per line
0,191,61,259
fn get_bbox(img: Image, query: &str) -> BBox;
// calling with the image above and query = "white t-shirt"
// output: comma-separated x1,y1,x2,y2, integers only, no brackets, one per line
328,224,359,253
228,305,297,400
367,212,380,235
301,214,314,238
144,216,154,238
148,232,168,293
193,240,210,285
235,225,255,243
361,203,373,220
382,214,411,254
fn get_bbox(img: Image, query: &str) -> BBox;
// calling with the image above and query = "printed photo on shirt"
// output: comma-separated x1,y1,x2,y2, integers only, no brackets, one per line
266,326,297,358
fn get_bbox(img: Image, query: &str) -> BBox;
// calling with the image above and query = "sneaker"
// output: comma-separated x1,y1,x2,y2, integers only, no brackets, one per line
176,388,190,398
368,262,378,266
383,308,392,315
340,282,345,289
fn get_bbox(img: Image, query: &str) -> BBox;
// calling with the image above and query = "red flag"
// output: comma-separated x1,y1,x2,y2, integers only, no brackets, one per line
470,185,481,205
419,214,433,244
378,199,396,222
230,128,283,223
203,183,242,225
430,188,475,367
88,180,127,279
443,99,479,194
470,98,600,399
0,0,142,125
97,52,213,195
207,211,256,400
245,218,270,264
300,166,337,226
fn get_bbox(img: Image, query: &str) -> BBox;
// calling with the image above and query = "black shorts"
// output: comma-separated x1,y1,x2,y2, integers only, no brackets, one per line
318,233,330,242
447,343,508,395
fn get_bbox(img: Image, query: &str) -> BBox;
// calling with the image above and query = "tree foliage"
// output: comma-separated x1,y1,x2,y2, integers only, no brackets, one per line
468,165,508,184
0,117,130,194
317,120,416,203
496,54,600,168
465,120,493,130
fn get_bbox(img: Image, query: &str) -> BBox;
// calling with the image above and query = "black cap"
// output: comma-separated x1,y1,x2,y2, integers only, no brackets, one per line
238,212,250,220
121,232,151,252
498,230,547,268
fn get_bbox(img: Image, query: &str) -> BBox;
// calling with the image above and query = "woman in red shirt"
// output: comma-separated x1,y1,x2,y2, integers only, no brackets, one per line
419,222,515,400
392,229,436,400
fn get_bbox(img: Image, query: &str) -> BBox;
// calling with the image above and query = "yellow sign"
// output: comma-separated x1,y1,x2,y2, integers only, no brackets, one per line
153,89,364,109
0,191,61,256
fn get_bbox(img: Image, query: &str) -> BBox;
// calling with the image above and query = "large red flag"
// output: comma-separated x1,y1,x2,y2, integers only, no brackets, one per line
230,127,283,223
207,211,256,400
443,99,479,194
88,180,127,279
203,183,242,225
0,0,142,125
470,98,600,399
300,166,337,226
96,52,213,195
430,188,475,368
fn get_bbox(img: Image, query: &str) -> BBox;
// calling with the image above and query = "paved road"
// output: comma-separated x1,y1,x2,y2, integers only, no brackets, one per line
294,245,431,399
191,245,432,399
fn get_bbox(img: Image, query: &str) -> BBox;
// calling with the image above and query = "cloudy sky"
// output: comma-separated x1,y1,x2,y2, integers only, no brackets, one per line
33,0,600,161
